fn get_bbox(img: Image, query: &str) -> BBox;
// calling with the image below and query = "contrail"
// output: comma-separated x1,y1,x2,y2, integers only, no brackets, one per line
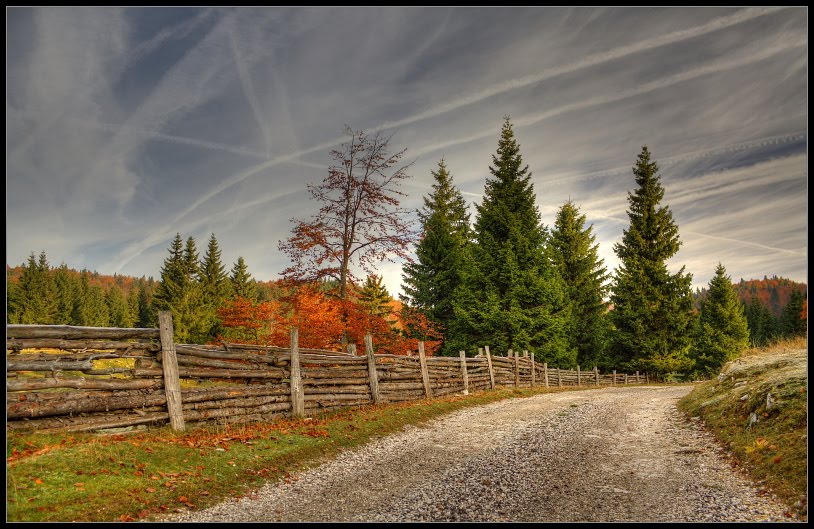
110,7,789,272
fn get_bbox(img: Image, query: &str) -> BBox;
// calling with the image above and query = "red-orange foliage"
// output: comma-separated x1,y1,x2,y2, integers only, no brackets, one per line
216,297,279,345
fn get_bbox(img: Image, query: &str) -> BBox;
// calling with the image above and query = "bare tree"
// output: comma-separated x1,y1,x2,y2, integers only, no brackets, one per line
279,126,416,303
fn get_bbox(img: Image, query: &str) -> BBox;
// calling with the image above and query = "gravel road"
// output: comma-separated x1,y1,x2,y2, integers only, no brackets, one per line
162,386,794,523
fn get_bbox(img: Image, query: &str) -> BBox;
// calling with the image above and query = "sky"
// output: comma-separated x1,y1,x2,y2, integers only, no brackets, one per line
6,6,808,298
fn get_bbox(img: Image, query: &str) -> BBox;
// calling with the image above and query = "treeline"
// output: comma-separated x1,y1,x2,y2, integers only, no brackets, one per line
6,118,808,379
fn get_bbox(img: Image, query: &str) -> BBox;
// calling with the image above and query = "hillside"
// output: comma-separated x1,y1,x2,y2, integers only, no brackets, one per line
677,337,808,520
694,276,807,318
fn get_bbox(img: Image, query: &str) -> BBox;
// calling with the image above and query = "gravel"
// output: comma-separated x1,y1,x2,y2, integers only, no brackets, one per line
160,386,795,523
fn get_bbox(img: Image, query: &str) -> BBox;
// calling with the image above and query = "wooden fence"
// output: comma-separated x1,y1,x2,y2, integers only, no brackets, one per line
6,313,646,434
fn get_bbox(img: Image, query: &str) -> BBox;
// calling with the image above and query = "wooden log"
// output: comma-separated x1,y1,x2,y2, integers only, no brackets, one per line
305,385,371,394
7,411,170,433
289,328,304,418
576,365,581,386
6,324,160,341
513,350,520,387
625,373,629,384
7,388,167,419
159,311,184,432
417,342,432,398
459,351,469,395
595,365,600,386
635,370,640,384
365,334,382,404
6,338,161,353
175,354,270,371
6,359,94,372
526,351,535,388
543,362,549,388
6,377,162,392
557,367,562,387
174,345,289,366
613,369,617,386
484,347,496,390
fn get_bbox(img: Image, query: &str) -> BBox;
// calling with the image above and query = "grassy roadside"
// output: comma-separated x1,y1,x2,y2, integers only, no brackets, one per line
8,384,601,522
677,337,808,521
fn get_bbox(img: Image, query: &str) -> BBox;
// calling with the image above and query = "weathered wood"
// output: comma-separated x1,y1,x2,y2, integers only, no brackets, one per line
6,359,95,372
510,350,519,387
484,347,496,389
613,369,617,386
6,377,162,392
527,351,535,387
289,328,304,417
543,362,548,388
6,411,170,433
174,345,289,366
576,365,581,386
6,324,160,341
459,351,469,395
557,367,562,387
624,373,629,385
635,370,640,384
7,389,167,419
363,335,381,404
6,338,161,353
417,342,432,398
158,311,184,432
595,365,600,386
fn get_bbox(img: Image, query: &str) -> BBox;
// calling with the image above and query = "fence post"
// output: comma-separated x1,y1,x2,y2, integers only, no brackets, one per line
459,351,469,395
511,349,520,387
612,369,617,386
484,346,496,390
645,372,649,384
635,370,640,384
557,367,562,387
543,362,549,388
527,351,535,387
364,334,381,404
577,365,581,386
595,365,600,386
158,311,184,431
418,341,433,398
289,327,304,417
625,373,629,385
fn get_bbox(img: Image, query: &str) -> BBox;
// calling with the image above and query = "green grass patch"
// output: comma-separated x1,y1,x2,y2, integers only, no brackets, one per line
677,337,807,520
8,384,585,522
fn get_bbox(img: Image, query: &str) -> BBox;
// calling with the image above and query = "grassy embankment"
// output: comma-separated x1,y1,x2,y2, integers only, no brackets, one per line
677,337,808,520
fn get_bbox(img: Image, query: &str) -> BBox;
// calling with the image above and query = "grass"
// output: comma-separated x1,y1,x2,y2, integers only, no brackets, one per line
676,337,808,521
7,384,595,522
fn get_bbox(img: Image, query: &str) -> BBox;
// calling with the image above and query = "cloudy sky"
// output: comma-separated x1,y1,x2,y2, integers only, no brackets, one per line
6,6,808,297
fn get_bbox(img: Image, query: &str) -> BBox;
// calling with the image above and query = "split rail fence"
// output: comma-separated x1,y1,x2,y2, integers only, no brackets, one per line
6,312,646,434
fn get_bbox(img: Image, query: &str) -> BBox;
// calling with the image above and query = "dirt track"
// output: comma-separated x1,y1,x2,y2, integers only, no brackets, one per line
163,385,793,522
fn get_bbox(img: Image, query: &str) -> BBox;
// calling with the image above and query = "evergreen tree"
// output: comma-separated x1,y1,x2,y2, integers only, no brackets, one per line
152,234,206,343
450,118,571,364
9,252,57,324
74,271,110,326
691,263,750,377
780,289,807,337
550,200,612,369
230,256,257,300
106,284,134,328
152,233,185,312
134,277,157,327
53,263,80,325
743,297,778,347
183,236,200,282
610,146,696,376
198,233,231,341
359,274,393,319
401,158,470,353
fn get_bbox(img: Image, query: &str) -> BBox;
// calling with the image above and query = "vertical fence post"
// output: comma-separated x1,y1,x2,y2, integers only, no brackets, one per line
364,334,381,404
612,369,617,386
595,365,600,386
527,351,535,388
577,365,581,386
418,341,433,398
512,349,520,387
543,362,549,388
158,311,184,431
645,372,649,384
635,370,640,384
624,373,629,385
459,351,469,396
557,367,562,387
289,327,304,418
484,346,496,390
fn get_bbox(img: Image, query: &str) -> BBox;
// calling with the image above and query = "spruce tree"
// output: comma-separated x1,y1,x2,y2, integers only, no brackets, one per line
152,234,206,342
230,256,257,300
53,263,80,325
401,158,470,353
780,290,807,337
691,263,750,377
106,284,134,328
451,118,571,364
9,252,57,324
74,271,110,326
198,234,231,341
610,146,696,376
550,200,611,369
743,297,778,347
360,274,393,319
